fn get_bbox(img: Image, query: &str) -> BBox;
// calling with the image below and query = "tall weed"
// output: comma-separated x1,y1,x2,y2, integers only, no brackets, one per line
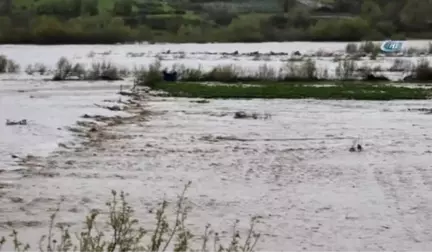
0,182,262,252
134,59,163,87
0,55,19,73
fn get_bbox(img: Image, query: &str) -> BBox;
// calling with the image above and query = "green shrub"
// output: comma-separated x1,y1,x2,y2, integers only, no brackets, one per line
134,59,163,87
204,65,244,82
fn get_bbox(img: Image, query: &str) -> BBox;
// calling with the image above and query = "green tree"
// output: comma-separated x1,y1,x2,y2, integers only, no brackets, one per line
309,17,370,41
0,16,11,41
81,0,98,16
31,16,68,43
287,7,311,28
361,0,382,22
374,21,396,37
113,0,133,16
400,0,432,31
225,17,263,42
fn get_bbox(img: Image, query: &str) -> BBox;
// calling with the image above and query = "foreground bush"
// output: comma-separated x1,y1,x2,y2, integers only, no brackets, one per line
0,182,261,252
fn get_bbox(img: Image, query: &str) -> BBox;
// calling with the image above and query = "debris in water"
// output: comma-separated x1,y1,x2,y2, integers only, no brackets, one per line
191,99,210,104
234,111,271,119
119,91,138,97
5,119,27,126
408,108,432,114
94,103,122,111
234,111,248,119
349,138,363,152
106,105,121,111
58,143,69,149
9,197,24,203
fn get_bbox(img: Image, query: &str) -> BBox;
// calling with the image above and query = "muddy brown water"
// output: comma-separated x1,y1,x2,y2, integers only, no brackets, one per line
2,42,432,250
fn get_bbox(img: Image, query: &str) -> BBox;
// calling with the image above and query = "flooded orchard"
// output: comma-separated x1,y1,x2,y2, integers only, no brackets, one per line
1,41,432,250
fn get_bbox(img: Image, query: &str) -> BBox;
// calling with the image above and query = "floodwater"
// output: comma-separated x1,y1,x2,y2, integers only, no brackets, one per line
1,40,432,79
1,41,432,251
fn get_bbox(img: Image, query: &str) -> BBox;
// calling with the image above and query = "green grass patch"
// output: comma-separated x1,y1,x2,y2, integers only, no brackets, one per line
153,82,432,100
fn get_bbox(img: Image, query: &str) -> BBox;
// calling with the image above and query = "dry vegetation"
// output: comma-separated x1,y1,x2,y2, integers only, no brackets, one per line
52,57,128,81
0,55,19,73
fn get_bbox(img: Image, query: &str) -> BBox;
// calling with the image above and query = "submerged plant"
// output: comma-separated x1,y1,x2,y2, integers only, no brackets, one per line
134,59,163,87
335,59,357,80
345,43,358,54
25,63,48,75
86,61,127,81
0,55,20,73
52,57,85,80
52,58,128,81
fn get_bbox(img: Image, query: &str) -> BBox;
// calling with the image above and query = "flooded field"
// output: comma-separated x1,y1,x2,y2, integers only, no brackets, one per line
1,40,432,80
2,41,432,250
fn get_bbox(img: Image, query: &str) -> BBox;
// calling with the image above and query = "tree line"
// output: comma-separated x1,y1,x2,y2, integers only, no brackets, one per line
0,0,430,44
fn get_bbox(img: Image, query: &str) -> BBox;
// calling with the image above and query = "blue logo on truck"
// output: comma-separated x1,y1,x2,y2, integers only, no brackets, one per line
380,40,403,53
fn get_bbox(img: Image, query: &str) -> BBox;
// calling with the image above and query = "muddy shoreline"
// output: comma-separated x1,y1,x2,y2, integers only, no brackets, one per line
14,87,151,170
